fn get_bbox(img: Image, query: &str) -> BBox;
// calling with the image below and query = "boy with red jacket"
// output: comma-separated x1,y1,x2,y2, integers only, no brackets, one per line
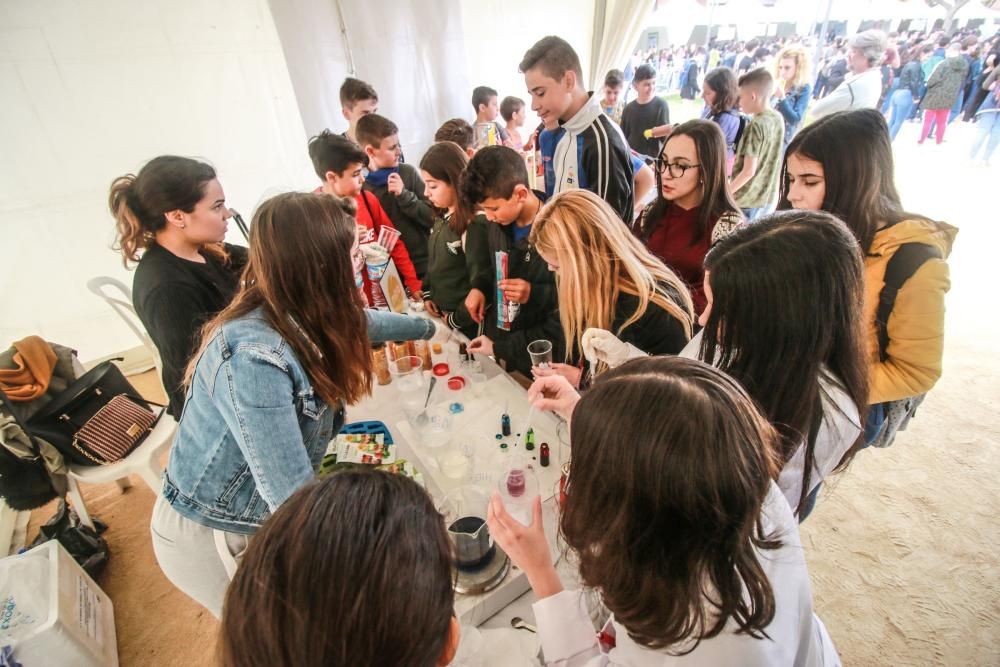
308,131,422,305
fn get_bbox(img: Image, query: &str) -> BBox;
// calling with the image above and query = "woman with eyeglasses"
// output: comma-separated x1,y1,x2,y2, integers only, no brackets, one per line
634,119,744,314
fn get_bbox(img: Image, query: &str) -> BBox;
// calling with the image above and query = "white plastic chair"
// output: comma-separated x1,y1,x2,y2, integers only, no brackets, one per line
70,277,173,528
85,276,161,376
66,414,177,530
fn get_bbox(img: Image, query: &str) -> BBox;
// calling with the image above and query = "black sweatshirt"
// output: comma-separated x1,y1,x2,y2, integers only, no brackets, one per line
132,243,247,419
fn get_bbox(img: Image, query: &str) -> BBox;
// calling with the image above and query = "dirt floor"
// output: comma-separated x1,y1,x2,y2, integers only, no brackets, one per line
26,117,999,666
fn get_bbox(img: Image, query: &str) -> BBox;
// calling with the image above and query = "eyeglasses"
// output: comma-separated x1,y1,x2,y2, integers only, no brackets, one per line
655,159,701,179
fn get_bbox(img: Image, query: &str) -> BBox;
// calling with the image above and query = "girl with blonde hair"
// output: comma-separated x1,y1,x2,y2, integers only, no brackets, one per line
530,189,693,386
773,45,812,145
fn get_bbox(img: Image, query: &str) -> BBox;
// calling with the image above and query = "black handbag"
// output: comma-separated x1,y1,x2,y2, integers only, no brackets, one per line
26,360,161,467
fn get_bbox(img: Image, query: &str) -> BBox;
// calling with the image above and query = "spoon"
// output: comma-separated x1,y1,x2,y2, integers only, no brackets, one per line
510,616,537,633
413,376,437,427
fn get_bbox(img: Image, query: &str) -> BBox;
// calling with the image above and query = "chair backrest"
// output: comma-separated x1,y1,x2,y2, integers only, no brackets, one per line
86,277,162,373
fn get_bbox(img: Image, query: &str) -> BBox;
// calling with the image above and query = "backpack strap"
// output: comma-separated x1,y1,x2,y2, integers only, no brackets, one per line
876,243,942,362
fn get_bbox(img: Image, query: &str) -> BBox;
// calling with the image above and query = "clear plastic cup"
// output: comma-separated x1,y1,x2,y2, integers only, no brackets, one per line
527,339,553,368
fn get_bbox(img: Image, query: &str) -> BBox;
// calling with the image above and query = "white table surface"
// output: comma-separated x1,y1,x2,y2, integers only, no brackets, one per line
345,317,580,665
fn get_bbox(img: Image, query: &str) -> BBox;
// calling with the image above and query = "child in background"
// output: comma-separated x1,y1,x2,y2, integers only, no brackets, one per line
472,86,515,147
772,45,812,146
461,146,563,376
434,118,476,158
730,68,785,221
621,64,671,159
418,142,492,340
500,96,529,151
308,131,422,305
520,35,634,222
221,470,459,667
700,67,742,174
492,357,840,664
600,69,626,125
356,114,434,279
339,77,379,145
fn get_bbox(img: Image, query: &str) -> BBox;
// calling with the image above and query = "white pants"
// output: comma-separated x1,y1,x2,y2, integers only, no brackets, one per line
150,495,249,618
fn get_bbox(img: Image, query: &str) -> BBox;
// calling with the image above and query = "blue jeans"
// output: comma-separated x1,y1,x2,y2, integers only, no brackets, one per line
970,112,1000,163
862,403,887,448
948,89,966,124
887,89,915,141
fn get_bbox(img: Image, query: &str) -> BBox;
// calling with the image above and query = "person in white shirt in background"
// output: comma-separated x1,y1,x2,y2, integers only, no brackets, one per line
489,356,840,666
810,30,888,119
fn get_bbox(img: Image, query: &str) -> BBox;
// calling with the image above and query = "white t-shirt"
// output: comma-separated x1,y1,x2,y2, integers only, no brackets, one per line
533,483,841,666
680,332,862,513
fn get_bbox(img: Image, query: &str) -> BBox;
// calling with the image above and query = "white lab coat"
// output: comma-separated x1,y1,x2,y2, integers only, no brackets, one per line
532,484,841,666
680,332,862,513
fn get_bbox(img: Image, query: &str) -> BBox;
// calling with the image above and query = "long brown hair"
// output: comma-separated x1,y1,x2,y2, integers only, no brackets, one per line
187,192,372,406
702,67,738,116
220,469,455,667
777,109,927,253
636,119,741,246
419,141,474,235
530,189,693,364
108,155,228,267
701,210,869,514
563,356,782,653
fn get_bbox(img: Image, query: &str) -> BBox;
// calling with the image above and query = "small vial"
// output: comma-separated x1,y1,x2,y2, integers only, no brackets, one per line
525,428,535,451
540,443,550,467
501,414,511,436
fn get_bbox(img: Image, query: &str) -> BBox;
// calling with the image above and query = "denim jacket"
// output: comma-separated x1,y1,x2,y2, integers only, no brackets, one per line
162,308,433,534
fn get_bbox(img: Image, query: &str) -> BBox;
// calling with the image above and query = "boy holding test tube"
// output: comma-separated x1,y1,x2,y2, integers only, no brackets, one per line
461,146,564,376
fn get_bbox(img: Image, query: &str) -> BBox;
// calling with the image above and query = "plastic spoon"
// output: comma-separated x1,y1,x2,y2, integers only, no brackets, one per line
413,376,437,427
510,616,537,633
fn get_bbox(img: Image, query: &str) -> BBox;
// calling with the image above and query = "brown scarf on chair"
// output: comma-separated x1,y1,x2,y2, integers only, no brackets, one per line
0,336,58,402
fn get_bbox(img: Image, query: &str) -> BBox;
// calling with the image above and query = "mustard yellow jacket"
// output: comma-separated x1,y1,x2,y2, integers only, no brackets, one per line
864,219,958,404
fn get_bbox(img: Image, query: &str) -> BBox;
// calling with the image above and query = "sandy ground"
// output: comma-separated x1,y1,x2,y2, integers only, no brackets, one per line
26,113,999,666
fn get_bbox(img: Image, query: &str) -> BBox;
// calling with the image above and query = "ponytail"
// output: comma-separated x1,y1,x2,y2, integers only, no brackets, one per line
109,174,150,266
108,156,219,267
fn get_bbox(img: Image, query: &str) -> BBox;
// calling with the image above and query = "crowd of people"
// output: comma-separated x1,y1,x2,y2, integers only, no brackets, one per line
108,26,963,665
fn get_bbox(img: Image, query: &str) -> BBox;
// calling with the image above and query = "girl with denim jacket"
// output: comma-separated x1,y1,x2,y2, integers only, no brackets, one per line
151,192,434,617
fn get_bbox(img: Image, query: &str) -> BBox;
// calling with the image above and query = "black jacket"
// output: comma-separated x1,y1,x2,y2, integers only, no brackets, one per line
363,163,434,278
899,60,924,99
611,288,690,357
423,213,492,337
485,193,564,375
132,243,247,419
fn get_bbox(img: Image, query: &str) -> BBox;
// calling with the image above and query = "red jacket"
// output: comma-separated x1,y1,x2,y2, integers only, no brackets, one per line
355,191,423,300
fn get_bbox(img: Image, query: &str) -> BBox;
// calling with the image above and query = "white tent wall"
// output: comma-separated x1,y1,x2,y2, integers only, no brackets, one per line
269,0,597,161
0,0,315,362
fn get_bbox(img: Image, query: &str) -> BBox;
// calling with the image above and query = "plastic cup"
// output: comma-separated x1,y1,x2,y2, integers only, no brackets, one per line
527,339,553,368
389,356,427,414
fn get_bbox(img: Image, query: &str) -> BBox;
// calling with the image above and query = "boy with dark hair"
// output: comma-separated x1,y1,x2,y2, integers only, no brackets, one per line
472,85,514,147
460,146,563,375
519,35,634,222
737,40,759,75
355,114,434,278
500,96,529,150
434,118,476,157
600,69,626,125
307,130,422,303
730,69,784,221
339,77,379,144
620,64,670,158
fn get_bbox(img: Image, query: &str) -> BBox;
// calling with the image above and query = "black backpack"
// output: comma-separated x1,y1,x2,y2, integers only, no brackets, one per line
875,242,943,362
